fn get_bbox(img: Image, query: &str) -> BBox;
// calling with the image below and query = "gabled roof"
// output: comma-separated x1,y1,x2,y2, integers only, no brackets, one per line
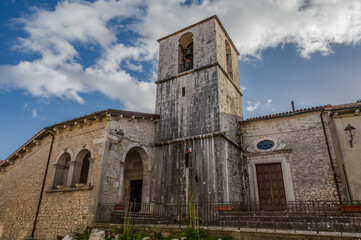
0,109,159,168
242,100,361,123
242,105,327,122
45,110,107,130
323,100,361,111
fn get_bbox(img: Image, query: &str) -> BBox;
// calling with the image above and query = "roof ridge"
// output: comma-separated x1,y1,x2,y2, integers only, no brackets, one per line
243,105,327,122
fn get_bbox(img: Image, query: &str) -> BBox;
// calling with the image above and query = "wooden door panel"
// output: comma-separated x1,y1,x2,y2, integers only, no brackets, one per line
256,163,287,211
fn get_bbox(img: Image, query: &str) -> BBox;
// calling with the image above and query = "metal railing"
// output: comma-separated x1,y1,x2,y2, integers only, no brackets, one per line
96,201,361,233
179,61,193,73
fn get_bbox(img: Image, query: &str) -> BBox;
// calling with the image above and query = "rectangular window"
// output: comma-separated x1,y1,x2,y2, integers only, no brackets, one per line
182,87,185,97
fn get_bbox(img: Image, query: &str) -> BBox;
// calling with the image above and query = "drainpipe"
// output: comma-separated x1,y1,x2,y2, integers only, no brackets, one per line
31,130,55,239
320,109,342,202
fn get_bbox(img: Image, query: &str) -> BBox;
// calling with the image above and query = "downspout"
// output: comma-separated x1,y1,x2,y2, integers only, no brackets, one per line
320,109,341,202
31,130,55,239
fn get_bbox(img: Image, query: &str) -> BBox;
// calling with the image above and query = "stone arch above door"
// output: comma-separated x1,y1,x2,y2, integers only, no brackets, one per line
120,144,152,204
122,143,151,172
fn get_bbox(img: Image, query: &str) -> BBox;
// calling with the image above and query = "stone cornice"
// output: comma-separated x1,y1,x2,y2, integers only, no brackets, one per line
155,131,241,149
155,62,243,97
157,15,240,56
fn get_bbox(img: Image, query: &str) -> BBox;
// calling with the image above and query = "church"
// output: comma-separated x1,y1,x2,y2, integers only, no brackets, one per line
0,15,360,240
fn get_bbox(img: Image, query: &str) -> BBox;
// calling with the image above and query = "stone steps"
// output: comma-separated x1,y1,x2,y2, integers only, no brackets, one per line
104,209,361,232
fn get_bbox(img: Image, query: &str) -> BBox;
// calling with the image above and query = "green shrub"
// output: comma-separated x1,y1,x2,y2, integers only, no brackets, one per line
183,227,207,240
75,227,91,240
221,235,232,240
153,232,162,240
207,236,218,240
114,228,124,235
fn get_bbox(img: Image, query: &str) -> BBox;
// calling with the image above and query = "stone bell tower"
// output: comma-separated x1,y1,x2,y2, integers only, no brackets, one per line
151,16,244,203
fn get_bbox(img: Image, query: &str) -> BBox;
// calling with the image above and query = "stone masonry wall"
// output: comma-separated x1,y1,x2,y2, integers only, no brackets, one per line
152,136,242,203
218,68,243,140
215,19,240,88
0,135,52,240
0,118,109,240
241,112,343,201
98,115,156,205
34,120,108,239
155,66,220,142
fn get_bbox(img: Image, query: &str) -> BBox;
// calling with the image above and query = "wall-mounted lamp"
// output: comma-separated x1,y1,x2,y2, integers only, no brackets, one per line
344,124,356,148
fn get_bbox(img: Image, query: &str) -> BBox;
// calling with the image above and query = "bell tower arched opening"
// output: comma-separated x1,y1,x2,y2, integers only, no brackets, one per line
225,40,233,78
178,32,194,73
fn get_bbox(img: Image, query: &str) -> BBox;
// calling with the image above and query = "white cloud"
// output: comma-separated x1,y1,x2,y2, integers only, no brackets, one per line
23,102,46,120
246,99,273,112
246,101,261,112
31,108,38,119
1,0,361,112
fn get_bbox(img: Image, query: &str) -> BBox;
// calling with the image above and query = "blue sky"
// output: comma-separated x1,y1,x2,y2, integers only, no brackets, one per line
1,0,361,160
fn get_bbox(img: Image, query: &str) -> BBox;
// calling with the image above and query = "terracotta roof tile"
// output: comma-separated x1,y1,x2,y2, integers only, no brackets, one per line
323,101,361,111
243,105,327,122
2,108,158,165
45,110,107,129
243,100,361,122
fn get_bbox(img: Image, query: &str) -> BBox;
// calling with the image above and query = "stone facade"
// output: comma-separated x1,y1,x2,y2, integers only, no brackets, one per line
98,111,157,205
326,102,361,201
0,115,109,240
0,134,53,240
0,15,357,240
241,111,343,202
0,110,158,239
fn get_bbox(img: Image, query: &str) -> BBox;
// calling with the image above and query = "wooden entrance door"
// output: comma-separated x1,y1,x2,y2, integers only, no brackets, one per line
256,163,286,211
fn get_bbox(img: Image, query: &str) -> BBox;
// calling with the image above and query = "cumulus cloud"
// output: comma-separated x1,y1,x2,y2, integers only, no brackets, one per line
246,101,261,112
23,102,46,120
246,99,273,112
1,0,361,111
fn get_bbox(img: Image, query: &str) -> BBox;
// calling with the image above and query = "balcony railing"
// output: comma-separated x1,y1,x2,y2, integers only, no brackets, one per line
179,61,193,73
96,201,361,233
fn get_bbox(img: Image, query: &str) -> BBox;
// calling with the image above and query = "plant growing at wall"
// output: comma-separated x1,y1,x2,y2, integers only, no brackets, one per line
123,202,131,227
75,227,91,240
114,201,125,210
341,200,361,213
187,184,201,239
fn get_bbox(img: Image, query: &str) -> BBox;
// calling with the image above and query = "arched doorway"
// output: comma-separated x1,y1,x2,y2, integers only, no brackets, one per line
121,146,151,208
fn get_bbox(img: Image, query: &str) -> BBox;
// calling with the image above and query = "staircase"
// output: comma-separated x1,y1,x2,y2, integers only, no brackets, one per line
217,210,361,232
110,210,170,225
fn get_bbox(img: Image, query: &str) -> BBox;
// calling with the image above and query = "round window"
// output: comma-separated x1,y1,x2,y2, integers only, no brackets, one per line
257,140,274,150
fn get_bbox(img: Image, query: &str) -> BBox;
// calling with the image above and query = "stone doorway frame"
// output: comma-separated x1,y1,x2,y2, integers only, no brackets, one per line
245,150,295,203
119,143,151,204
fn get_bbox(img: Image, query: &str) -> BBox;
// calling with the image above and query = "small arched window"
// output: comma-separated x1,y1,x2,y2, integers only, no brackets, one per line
72,149,91,186
53,152,71,188
179,32,194,73
79,152,90,184
225,40,232,78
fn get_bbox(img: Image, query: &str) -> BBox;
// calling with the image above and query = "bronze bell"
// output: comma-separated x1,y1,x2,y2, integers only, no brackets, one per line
184,48,192,60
